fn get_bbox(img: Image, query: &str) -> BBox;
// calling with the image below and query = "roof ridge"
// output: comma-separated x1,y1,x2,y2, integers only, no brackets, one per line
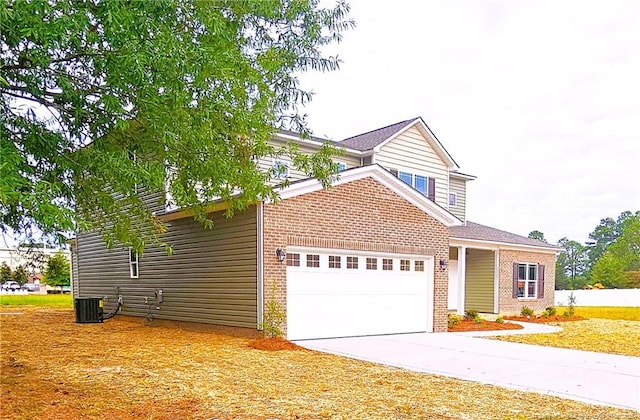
340,117,418,142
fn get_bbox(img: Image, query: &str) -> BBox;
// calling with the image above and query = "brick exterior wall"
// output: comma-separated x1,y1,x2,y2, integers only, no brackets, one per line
262,177,450,336
498,249,556,315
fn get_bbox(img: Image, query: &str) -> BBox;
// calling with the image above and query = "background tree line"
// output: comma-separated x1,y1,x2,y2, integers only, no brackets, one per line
1,252,70,289
529,210,640,290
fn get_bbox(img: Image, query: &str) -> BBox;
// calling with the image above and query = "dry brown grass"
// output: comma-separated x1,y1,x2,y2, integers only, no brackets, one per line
2,307,639,419
494,318,640,357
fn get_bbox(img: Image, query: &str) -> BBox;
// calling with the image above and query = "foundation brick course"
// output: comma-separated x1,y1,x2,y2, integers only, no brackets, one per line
263,177,450,336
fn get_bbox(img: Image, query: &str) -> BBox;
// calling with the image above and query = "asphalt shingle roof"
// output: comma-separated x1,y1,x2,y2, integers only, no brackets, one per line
338,118,418,151
450,222,559,249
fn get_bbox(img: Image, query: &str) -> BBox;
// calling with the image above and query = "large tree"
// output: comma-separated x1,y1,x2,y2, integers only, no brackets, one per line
590,212,640,288
43,251,71,289
555,237,589,290
1,0,354,251
0,262,11,283
528,230,546,242
587,211,634,268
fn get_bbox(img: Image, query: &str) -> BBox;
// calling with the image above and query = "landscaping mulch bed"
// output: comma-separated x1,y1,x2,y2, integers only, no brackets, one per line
2,307,638,419
504,315,586,323
448,319,523,332
248,337,306,351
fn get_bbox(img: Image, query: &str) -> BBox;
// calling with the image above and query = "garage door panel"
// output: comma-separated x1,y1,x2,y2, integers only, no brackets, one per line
287,275,428,296
286,249,434,340
287,293,428,340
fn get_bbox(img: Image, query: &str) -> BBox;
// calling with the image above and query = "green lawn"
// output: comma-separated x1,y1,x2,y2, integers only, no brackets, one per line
557,306,640,321
0,294,73,308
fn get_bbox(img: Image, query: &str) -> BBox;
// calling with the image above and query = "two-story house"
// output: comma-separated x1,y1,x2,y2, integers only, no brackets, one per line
72,117,557,340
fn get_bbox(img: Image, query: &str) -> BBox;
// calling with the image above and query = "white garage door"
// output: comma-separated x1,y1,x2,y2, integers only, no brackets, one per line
286,248,434,340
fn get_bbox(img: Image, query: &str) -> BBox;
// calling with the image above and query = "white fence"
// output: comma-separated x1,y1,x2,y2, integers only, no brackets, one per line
555,289,640,307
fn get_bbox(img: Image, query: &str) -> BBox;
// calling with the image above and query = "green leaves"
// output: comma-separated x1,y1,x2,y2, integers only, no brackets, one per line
1,0,354,250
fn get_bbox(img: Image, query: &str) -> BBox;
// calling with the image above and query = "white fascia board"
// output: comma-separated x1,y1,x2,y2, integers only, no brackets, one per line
274,132,363,156
449,237,560,254
449,171,477,181
372,118,459,170
276,165,462,227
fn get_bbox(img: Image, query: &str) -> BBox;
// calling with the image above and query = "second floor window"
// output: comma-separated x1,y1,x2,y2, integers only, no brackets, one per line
449,193,458,207
273,159,289,179
397,170,434,201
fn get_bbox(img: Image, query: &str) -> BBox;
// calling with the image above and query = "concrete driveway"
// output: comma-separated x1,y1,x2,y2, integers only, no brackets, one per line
296,328,640,411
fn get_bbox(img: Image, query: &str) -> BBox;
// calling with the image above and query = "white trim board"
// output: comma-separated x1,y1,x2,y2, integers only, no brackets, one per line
275,164,462,227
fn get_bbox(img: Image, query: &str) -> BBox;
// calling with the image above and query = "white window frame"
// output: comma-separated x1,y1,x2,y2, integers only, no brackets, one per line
129,249,139,279
398,170,431,197
286,253,301,267
415,175,428,195
517,262,537,299
449,192,458,207
399,171,413,186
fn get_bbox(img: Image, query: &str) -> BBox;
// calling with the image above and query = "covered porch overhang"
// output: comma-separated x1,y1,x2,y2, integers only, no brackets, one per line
448,238,558,315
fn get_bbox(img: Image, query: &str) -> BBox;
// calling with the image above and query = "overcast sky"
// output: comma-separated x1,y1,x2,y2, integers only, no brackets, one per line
298,0,640,244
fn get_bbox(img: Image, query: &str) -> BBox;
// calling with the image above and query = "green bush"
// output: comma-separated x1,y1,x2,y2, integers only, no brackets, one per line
545,306,557,316
495,316,504,324
258,281,285,338
464,309,479,321
473,316,483,324
448,313,462,328
520,306,534,318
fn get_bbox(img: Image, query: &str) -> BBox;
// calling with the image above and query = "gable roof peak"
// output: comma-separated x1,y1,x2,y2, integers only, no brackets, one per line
338,118,419,151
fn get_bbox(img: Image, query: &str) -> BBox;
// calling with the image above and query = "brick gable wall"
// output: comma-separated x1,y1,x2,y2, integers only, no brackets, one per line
498,250,556,314
262,177,450,336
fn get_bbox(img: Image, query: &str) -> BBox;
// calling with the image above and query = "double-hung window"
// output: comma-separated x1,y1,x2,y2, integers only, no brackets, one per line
515,263,539,298
129,249,139,279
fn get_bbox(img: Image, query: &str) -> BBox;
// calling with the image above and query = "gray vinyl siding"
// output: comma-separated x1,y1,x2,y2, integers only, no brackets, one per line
76,203,258,328
449,177,467,221
375,126,449,207
464,249,495,313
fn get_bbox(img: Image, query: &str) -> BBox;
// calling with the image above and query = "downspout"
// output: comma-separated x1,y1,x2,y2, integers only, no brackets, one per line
256,202,264,328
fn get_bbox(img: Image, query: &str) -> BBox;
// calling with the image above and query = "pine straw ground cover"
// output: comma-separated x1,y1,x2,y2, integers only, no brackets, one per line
493,318,640,357
2,308,638,420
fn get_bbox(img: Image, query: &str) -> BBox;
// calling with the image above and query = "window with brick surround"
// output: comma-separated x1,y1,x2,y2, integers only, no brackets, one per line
414,260,425,272
515,263,537,298
400,259,410,271
383,258,393,271
286,253,300,267
328,255,341,268
366,257,377,270
347,256,358,269
306,254,320,268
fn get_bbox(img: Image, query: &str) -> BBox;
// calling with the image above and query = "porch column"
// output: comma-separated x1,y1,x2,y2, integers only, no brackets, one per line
457,246,466,315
